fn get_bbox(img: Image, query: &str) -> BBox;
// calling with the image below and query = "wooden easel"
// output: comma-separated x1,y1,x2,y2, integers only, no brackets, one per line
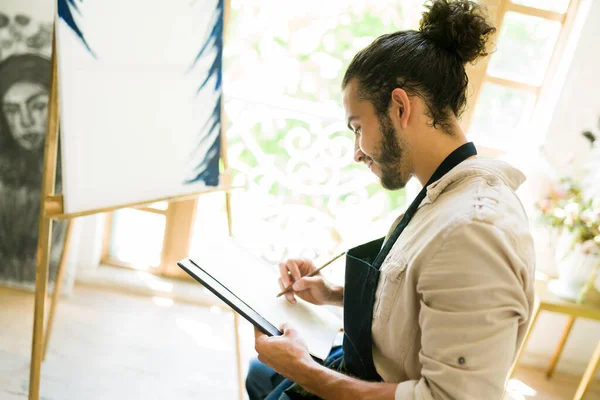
28,15,245,400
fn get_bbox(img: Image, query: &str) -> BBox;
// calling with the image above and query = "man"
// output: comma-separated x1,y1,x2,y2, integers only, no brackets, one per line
248,1,535,399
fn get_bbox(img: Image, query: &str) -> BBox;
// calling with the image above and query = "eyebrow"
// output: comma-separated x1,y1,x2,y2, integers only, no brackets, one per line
347,116,357,131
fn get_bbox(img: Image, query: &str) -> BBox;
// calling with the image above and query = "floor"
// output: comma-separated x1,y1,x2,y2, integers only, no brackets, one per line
1,285,599,400
0,285,254,400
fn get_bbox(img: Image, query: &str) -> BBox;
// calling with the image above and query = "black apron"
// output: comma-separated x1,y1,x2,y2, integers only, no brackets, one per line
283,142,477,398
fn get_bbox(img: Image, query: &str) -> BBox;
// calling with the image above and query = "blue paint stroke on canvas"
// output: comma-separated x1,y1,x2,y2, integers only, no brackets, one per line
57,0,95,57
185,0,223,186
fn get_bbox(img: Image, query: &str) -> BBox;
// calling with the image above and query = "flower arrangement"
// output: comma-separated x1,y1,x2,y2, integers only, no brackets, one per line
535,129,600,302
537,178,600,251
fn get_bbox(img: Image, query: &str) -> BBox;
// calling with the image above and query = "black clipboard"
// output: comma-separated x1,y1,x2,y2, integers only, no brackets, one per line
177,258,283,337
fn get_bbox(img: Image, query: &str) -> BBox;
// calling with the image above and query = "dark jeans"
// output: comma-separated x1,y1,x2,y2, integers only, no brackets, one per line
245,358,295,400
245,346,343,400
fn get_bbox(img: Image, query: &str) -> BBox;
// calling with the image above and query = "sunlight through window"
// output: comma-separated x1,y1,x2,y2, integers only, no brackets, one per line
176,317,231,351
137,271,174,293
506,378,538,398
151,296,174,307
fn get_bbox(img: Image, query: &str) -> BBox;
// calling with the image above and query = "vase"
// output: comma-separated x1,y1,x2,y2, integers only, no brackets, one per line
549,229,600,301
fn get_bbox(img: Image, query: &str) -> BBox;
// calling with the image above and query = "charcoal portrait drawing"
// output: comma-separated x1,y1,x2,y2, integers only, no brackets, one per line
0,14,65,287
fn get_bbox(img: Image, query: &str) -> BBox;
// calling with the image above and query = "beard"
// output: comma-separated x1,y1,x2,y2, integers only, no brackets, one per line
370,113,408,190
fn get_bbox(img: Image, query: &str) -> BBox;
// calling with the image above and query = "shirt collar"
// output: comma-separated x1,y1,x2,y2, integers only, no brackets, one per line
418,159,526,208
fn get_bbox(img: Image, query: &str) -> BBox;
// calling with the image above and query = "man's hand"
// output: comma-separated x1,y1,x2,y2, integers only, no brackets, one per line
278,259,343,306
254,324,317,382
253,325,397,400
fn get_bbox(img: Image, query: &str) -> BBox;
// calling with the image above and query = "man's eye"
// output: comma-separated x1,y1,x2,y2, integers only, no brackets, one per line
354,128,361,135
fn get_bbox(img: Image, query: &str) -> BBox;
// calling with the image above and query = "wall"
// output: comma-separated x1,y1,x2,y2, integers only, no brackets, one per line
542,1,600,177
75,215,106,271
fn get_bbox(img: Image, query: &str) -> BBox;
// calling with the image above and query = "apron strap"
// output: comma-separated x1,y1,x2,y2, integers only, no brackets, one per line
373,142,477,269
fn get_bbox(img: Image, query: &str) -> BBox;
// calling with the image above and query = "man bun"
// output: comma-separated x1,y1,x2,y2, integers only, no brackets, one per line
420,0,496,63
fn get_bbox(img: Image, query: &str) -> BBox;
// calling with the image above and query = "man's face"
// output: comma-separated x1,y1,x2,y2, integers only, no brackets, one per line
343,79,410,190
2,81,48,151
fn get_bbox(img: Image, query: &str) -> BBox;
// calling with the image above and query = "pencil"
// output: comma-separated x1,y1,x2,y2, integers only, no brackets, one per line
276,251,346,297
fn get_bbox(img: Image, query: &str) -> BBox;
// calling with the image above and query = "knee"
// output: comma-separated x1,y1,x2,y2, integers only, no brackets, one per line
246,358,264,385
246,358,272,399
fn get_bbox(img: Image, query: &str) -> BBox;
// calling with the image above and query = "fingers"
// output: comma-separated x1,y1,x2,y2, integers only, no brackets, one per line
280,323,297,338
299,259,317,274
254,326,266,340
278,276,296,304
278,259,320,304
287,260,302,281
254,327,267,361
279,262,292,287
279,260,302,304
279,259,315,279
291,276,320,292
257,354,266,365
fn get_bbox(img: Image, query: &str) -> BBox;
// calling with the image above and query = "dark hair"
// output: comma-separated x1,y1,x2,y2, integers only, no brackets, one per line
342,0,495,133
0,53,51,150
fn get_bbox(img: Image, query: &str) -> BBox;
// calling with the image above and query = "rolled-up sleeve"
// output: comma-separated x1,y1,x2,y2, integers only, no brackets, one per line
395,220,531,400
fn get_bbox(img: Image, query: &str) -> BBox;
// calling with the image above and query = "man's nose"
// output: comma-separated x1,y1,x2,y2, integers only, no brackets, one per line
353,137,365,163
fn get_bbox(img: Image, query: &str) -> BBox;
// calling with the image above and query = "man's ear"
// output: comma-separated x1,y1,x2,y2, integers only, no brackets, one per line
391,88,410,130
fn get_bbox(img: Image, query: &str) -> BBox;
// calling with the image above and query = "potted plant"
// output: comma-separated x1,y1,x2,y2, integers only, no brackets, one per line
536,130,600,303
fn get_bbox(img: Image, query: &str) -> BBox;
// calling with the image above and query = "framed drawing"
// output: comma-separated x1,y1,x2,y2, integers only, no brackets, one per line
0,0,66,287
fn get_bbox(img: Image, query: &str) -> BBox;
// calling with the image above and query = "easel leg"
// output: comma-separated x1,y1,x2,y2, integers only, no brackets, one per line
546,316,576,378
225,191,233,237
29,28,60,400
43,220,74,360
234,312,245,400
508,302,541,378
29,218,53,400
574,340,600,400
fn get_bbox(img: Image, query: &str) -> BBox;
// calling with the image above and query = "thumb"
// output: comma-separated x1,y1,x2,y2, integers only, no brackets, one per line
292,276,321,291
280,323,297,337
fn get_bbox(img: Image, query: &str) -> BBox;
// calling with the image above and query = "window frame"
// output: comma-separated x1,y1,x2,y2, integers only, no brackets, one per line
461,0,582,154
100,199,194,278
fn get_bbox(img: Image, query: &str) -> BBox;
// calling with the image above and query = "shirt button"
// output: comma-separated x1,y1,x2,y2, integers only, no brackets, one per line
458,357,466,365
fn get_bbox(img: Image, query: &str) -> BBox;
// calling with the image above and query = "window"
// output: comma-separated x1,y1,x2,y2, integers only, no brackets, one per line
102,199,198,278
464,0,580,151
189,0,425,266
104,0,582,274
108,206,166,269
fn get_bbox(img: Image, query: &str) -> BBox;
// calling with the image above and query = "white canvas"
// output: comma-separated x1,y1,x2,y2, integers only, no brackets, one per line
56,0,222,214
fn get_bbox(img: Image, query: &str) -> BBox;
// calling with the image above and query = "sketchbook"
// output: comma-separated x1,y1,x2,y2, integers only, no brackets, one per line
178,243,343,361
